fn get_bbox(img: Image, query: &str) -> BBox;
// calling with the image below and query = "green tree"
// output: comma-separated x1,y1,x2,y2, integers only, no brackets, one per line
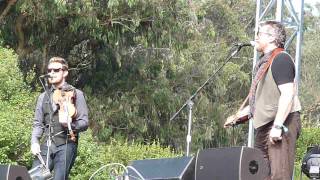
0,0,255,152
299,5,320,126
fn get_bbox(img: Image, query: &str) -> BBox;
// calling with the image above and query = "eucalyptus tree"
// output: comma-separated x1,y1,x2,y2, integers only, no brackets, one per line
0,0,256,151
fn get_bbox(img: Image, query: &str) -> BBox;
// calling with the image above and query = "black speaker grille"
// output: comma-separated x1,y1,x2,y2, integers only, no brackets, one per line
195,147,268,180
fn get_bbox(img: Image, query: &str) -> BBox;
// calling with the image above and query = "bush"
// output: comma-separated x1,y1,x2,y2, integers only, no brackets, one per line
0,47,36,165
70,130,181,179
294,127,320,179
296,127,320,162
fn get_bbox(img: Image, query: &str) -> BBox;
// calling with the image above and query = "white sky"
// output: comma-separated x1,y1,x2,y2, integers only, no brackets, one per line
304,0,319,15
304,0,319,5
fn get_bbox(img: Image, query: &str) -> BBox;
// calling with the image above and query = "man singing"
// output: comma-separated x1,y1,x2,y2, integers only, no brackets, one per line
224,21,301,179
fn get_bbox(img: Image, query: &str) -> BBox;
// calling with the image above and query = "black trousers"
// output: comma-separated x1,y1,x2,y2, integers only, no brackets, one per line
255,112,301,180
32,142,78,180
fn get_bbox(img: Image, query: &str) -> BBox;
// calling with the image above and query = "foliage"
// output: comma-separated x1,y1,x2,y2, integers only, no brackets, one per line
294,127,320,180
0,47,36,165
293,7,320,180
300,28,320,125
70,130,180,179
0,0,257,150
295,127,320,163
0,0,320,179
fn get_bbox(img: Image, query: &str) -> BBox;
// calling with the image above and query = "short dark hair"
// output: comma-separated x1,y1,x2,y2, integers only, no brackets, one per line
259,21,286,48
48,57,68,70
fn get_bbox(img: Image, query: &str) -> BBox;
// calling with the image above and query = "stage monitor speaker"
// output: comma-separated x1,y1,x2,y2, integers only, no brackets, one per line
0,164,31,180
127,156,195,180
195,146,268,180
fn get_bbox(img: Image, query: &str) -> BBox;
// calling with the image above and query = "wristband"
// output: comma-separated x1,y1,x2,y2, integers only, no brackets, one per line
273,124,288,133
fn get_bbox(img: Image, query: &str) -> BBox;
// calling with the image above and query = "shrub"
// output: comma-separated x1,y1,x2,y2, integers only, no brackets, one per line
0,47,36,165
70,130,181,179
294,127,320,179
296,127,320,162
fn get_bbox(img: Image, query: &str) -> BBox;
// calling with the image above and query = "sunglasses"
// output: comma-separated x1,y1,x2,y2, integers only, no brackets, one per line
47,68,63,73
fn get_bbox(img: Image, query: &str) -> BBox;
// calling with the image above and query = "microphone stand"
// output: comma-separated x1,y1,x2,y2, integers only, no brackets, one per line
169,45,246,156
38,76,54,169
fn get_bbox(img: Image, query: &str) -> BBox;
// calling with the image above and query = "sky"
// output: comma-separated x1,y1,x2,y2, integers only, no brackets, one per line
304,0,319,14
304,0,319,5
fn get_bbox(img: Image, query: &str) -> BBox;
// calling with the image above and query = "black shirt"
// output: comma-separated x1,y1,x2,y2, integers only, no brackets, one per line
271,53,295,86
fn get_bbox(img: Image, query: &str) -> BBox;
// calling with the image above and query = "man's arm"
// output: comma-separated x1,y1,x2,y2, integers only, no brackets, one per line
271,53,295,122
31,93,45,145
269,82,294,144
274,82,294,126
224,105,250,128
72,89,89,132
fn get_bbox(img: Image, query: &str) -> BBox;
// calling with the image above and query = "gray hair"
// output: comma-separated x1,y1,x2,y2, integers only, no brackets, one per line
260,21,286,48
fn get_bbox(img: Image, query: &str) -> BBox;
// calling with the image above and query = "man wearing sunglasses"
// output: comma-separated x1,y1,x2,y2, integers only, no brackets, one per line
30,57,89,179
224,21,301,179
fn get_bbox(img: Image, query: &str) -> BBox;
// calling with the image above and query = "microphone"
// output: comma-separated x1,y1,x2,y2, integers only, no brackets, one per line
39,74,52,78
234,41,256,47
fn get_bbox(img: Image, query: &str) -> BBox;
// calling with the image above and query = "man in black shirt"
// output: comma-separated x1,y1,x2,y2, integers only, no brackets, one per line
224,21,301,179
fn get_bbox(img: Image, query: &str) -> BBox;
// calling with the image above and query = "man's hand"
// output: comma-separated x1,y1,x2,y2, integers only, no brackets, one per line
224,114,237,128
31,143,41,155
61,123,68,128
269,127,282,144
224,106,250,128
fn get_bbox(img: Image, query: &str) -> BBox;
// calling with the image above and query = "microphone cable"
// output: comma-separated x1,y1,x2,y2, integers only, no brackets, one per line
89,163,129,180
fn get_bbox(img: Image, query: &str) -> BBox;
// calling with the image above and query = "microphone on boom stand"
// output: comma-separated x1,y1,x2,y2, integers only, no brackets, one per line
233,41,256,48
39,74,52,88
39,74,52,78
169,41,255,156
